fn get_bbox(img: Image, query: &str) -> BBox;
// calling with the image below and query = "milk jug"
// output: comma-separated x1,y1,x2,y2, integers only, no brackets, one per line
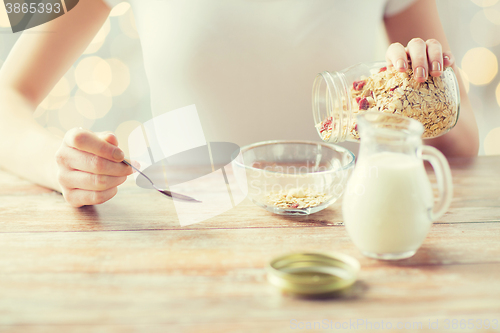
343,112,453,260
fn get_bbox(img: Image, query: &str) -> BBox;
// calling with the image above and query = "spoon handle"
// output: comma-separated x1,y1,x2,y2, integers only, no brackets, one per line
122,159,154,187
122,159,201,203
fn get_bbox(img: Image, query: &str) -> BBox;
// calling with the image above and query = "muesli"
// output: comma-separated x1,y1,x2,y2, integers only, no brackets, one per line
318,66,458,141
267,187,331,209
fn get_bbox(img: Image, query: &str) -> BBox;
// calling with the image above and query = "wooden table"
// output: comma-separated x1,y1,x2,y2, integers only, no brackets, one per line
0,156,499,332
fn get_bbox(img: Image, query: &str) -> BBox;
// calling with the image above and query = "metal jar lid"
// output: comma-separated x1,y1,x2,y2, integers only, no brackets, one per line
266,252,360,297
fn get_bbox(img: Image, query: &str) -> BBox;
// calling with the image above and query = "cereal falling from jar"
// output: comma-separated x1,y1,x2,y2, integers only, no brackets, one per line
318,66,459,141
266,187,331,209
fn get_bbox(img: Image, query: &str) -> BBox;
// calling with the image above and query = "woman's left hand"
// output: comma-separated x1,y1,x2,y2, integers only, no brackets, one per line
385,38,455,82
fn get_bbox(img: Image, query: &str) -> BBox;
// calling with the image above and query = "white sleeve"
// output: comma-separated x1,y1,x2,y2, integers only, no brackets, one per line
384,0,418,17
102,0,124,8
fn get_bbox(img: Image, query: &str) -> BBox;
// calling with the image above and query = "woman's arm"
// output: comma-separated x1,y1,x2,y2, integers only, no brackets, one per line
384,0,479,157
0,0,132,206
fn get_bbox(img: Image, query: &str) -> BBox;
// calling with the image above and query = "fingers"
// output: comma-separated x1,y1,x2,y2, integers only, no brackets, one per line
63,187,119,207
56,128,133,207
64,128,124,162
99,131,119,147
58,169,128,191
57,146,132,177
386,42,408,72
386,38,454,82
406,38,428,82
425,39,443,77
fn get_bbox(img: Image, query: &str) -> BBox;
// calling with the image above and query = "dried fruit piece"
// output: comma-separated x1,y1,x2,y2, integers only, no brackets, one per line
379,66,387,72
317,66,458,142
349,67,457,139
358,97,369,110
353,80,366,91
319,116,332,133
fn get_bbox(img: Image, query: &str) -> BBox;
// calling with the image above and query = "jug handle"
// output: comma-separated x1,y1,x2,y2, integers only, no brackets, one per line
418,145,453,221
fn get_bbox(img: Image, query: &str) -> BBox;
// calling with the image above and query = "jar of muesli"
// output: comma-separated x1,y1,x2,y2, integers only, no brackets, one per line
312,61,460,143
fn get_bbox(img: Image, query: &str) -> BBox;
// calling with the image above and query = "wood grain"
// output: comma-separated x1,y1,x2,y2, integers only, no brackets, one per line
0,156,499,234
0,156,499,332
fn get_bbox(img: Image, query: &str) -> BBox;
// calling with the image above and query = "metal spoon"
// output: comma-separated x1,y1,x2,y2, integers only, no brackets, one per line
122,160,201,203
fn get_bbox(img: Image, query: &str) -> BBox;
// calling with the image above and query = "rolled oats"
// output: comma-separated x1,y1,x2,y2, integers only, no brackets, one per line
318,66,459,141
266,188,331,209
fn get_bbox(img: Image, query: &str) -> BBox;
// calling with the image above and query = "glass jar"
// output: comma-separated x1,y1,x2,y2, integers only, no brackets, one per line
312,61,460,143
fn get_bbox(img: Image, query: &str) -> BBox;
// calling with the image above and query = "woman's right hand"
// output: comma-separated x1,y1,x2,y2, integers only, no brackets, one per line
55,128,133,207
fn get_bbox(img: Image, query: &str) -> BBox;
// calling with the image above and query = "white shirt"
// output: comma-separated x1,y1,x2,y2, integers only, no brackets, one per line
104,0,416,147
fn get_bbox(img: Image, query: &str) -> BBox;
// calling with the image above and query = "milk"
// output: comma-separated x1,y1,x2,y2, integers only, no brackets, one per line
342,152,434,257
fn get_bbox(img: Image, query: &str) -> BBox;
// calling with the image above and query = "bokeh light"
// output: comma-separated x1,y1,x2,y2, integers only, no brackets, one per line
461,47,498,85
484,6,500,24
64,66,77,92
0,0,497,158
458,68,470,93
39,76,71,110
119,9,139,39
115,120,143,157
110,2,131,17
496,81,500,107
484,127,500,155
75,56,112,94
58,97,95,130
84,18,111,55
471,0,499,7
74,88,113,119
470,11,500,47
73,94,96,119
106,58,130,96
113,73,148,110
0,2,9,28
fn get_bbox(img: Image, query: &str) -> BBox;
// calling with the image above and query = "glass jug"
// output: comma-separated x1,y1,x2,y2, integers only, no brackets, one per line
342,112,453,260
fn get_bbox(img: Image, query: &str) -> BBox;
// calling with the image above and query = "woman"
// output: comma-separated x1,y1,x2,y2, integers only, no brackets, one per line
0,0,479,207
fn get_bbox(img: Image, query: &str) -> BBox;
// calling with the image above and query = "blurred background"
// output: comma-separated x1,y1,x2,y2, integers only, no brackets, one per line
0,0,499,156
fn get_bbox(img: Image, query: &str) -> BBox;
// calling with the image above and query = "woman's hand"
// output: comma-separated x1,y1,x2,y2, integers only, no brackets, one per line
55,128,133,207
386,38,455,82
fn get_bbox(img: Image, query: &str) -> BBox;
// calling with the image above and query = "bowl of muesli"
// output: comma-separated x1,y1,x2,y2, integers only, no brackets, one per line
231,140,355,215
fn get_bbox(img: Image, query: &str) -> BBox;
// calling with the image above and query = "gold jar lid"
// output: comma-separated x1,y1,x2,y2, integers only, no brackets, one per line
266,252,360,297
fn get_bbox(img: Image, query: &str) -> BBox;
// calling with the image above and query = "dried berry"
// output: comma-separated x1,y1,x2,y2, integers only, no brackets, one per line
319,116,333,133
288,203,300,208
379,66,387,72
359,97,369,110
353,80,366,91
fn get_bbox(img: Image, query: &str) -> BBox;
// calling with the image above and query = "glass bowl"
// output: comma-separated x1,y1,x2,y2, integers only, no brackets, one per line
231,140,355,215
